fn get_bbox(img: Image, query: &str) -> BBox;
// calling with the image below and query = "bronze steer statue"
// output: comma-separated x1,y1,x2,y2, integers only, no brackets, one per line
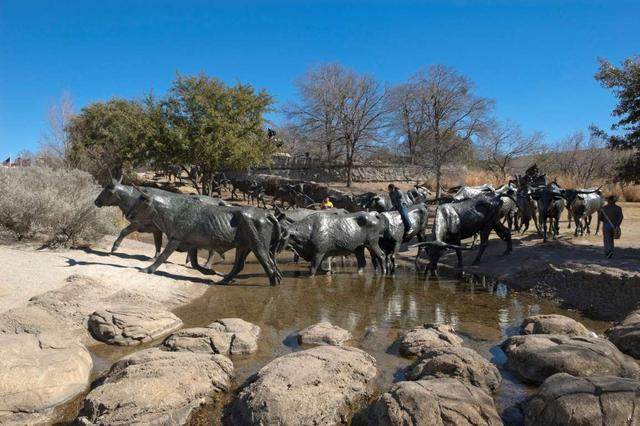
378,204,430,273
94,178,228,264
126,188,286,286
416,193,512,272
281,211,388,276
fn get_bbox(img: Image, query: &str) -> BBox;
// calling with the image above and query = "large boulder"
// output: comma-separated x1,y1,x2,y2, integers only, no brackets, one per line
297,321,352,346
520,314,591,336
501,334,640,384
76,348,233,425
398,323,463,357
227,345,377,425
0,333,93,424
524,373,640,425
407,346,502,394
364,379,502,426
162,318,260,355
606,310,640,358
88,304,183,346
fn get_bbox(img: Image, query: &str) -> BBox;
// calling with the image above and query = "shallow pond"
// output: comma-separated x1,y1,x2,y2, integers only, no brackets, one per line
87,256,610,423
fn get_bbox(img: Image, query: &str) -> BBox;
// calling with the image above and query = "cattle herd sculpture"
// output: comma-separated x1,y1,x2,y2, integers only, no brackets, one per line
94,164,606,285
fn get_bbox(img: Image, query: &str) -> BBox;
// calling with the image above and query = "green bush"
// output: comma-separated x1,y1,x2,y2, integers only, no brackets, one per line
0,166,119,247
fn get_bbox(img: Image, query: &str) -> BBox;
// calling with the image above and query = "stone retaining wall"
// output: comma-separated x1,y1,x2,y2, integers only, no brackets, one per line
250,165,431,183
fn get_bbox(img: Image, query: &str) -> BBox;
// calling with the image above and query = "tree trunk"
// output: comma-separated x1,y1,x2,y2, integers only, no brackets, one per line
435,168,442,200
346,157,353,187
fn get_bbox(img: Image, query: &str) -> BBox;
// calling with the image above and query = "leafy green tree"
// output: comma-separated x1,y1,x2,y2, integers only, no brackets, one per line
592,56,640,183
66,98,150,181
149,74,275,194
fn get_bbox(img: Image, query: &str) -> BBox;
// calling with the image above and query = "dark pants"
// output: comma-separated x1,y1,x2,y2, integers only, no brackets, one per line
399,205,412,235
603,223,615,255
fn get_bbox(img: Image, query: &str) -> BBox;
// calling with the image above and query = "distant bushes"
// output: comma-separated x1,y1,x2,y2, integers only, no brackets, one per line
0,167,119,247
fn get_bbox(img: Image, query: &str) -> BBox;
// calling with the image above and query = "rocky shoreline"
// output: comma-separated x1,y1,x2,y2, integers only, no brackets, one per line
1,234,640,424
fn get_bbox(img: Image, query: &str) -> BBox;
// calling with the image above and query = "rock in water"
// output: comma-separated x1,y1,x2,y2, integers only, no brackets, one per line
606,310,640,359
0,333,92,424
88,304,183,346
524,373,640,425
520,314,590,336
364,379,502,426
76,348,233,425
398,323,463,357
501,334,640,384
297,321,352,346
227,345,377,425
407,346,502,394
162,318,260,355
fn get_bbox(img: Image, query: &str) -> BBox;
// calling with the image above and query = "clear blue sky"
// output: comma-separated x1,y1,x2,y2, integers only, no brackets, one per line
1,0,638,158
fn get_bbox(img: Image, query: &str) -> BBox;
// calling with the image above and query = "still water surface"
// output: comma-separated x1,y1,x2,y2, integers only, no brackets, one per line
90,258,610,421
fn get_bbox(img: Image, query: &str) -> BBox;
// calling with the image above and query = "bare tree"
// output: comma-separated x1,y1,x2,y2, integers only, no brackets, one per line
38,91,75,167
285,64,342,162
331,66,387,186
478,120,543,180
555,131,614,187
413,65,493,198
385,79,430,164
287,63,387,186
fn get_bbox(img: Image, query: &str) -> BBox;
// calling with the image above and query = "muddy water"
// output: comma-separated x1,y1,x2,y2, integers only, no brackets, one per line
86,256,610,422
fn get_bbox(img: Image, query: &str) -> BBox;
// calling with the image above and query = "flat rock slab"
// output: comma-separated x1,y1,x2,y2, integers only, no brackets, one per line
606,309,640,358
524,373,640,425
227,345,377,425
364,379,502,426
0,333,93,424
501,334,640,384
76,348,233,425
407,346,502,394
297,321,352,346
398,323,463,357
520,314,591,336
163,318,260,355
88,304,183,346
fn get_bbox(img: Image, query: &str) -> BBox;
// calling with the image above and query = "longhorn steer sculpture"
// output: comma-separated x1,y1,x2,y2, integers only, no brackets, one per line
415,193,512,272
94,179,228,263
379,203,430,273
530,183,566,242
126,189,285,286
563,188,604,236
281,211,388,276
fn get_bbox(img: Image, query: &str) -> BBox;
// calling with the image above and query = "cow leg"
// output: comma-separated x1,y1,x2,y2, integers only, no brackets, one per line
355,247,367,272
152,231,163,258
471,230,491,265
456,249,463,268
253,247,280,286
310,253,325,277
111,224,139,254
521,218,529,234
494,221,513,255
220,247,251,284
573,214,581,237
595,217,601,235
189,248,223,276
142,238,180,274
368,244,387,275
586,215,592,234
567,208,572,229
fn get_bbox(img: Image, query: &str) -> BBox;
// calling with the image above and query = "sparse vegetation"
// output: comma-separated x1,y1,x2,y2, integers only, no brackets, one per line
0,167,119,246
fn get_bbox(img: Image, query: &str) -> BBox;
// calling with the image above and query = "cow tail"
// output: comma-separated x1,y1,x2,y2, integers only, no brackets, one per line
267,213,288,254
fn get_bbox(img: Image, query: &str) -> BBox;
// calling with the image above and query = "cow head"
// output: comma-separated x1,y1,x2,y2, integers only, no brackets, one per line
125,186,155,222
530,185,564,214
94,176,123,207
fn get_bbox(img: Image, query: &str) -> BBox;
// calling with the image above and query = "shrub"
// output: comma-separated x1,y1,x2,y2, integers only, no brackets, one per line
0,166,119,247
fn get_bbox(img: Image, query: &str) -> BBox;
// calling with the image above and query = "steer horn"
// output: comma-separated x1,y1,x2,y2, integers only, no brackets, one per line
411,241,474,251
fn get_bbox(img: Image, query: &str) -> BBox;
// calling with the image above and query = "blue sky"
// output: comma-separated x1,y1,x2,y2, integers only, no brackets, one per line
1,0,638,158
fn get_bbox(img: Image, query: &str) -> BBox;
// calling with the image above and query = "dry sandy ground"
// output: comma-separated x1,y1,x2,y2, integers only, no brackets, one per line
0,239,215,315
